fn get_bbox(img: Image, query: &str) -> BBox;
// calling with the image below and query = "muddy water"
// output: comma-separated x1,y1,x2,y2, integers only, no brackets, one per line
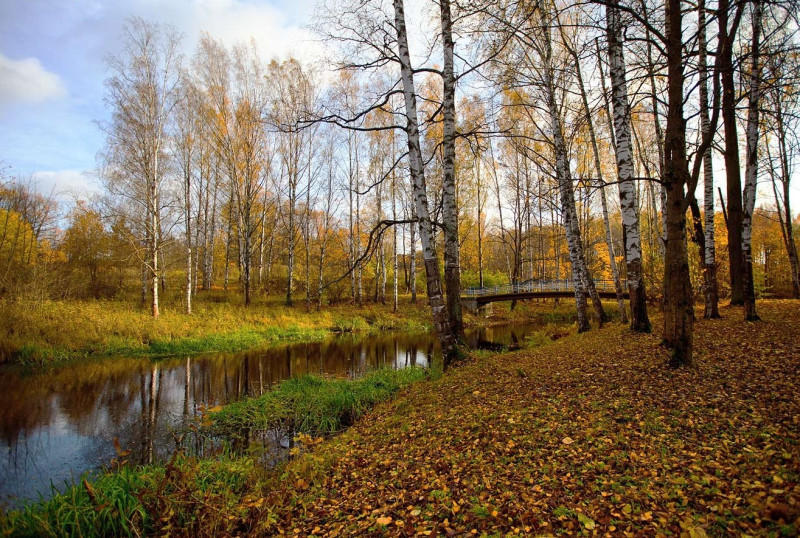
0,322,543,507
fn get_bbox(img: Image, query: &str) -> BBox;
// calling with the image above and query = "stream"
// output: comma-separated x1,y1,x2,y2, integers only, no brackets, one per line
0,322,546,507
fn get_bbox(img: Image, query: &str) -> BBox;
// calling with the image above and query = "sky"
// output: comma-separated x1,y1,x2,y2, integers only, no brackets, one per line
1,0,798,214
0,0,320,202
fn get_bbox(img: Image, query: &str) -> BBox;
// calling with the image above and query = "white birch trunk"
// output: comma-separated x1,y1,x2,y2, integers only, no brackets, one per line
699,0,720,318
742,0,762,320
394,0,455,356
440,0,463,339
568,30,627,323
540,4,590,332
607,4,650,331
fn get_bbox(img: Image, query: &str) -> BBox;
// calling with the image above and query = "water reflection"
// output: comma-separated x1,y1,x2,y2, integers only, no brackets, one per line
0,323,540,507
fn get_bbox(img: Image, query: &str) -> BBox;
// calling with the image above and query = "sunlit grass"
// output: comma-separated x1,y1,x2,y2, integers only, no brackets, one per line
0,295,435,363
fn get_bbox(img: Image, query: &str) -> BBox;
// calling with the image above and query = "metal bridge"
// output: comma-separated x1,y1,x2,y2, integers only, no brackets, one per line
461,279,626,307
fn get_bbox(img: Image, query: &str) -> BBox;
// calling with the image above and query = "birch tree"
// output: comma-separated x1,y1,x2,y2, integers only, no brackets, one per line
559,22,628,323
440,0,464,340
394,0,457,357
741,0,764,321
698,0,721,318
539,1,591,331
102,17,182,318
606,3,651,331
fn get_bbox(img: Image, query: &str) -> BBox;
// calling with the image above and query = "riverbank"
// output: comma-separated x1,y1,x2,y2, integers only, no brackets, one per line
246,300,797,536
247,300,799,536
0,367,430,535
0,294,596,364
4,300,797,536
0,295,434,364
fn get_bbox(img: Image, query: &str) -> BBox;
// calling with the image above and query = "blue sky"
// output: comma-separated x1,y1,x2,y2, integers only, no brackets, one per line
1,0,797,213
0,0,318,201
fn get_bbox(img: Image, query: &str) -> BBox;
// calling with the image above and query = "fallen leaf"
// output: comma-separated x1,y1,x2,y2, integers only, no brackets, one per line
577,512,596,530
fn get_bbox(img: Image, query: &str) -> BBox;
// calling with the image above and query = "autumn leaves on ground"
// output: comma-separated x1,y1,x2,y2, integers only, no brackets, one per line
244,301,799,537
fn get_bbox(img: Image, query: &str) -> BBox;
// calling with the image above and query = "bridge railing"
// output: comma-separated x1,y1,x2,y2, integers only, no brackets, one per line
463,279,620,297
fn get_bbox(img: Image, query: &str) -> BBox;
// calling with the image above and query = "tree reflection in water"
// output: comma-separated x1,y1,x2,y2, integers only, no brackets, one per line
0,322,541,506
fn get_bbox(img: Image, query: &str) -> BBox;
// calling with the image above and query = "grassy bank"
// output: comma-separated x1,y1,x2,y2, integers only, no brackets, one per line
209,366,430,440
7,302,799,536
0,367,428,536
0,456,258,538
0,291,604,364
0,295,435,364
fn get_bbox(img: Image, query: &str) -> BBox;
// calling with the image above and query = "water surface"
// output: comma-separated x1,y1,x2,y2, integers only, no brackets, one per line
0,323,541,507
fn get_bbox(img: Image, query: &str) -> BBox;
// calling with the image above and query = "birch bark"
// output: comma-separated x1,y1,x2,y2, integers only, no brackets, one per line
606,4,651,332
540,3,590,332
698,0,720,318
566,28,627,323
440,0,464,340
393,0,456,358
742,0,763,321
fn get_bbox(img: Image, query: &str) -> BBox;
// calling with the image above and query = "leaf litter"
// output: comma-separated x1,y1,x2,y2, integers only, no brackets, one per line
239,300,800,537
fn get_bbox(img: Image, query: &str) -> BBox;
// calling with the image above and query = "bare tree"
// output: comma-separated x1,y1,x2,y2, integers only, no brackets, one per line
101,17,182,318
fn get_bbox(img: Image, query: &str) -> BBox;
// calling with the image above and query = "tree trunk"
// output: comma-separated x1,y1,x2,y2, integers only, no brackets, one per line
607,4,650,332
742,0,762,321
150,165,160,319
204,169,218,291
185,166,192,315
476,149,484,289
305,151,313,313
392,162,399,312
394,0,455,360
349,137,357,302
286,179,295,306
541,3,590,332
698,0,720,318
720,0,744,305
568,27,627,323
224,202,232,292
663,0,694,366
440,0,464,340
410,211,417,303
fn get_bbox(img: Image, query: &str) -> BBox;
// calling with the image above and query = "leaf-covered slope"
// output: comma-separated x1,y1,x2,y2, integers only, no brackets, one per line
250,300,800,536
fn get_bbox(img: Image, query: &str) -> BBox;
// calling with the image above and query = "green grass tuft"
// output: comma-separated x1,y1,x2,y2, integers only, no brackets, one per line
210,367,429,440
0,454,260,537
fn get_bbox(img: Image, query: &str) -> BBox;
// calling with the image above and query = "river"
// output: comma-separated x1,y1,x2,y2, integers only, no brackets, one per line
0,322,544,507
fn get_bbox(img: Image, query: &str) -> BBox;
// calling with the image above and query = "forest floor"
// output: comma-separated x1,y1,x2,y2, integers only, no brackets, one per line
241,300,800,537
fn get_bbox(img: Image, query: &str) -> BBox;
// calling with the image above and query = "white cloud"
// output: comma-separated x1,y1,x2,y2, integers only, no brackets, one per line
111,0,324,65
0,52,67,105
31,169,100,201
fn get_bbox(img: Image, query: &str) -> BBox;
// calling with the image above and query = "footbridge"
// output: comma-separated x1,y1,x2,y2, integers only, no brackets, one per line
461,279,626,310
